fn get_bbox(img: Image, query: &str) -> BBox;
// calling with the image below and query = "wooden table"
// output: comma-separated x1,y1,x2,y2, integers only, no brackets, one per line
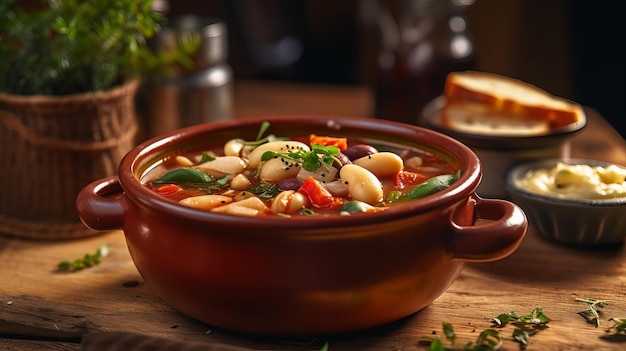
2,80,626,351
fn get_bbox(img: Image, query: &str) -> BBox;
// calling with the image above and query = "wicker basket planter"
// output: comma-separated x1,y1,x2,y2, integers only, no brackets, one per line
0,79,139,239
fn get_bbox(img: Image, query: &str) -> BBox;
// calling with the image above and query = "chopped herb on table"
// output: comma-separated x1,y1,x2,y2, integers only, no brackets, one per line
422,308,549,351
575,297,610,327
607,317,626,334
423,323,503,351
57,244,110,271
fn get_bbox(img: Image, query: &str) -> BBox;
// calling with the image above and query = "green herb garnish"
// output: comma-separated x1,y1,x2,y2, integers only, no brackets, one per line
200,152,216,164
261,143,342,172
300,208,316,216
154,168,213,184
256,121,271,141
154,168,228,192
58,244,110,271
242,121,288,148
248,182,280,199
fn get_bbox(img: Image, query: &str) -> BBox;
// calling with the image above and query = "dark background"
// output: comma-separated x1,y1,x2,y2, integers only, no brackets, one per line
15,0,624,136
162,0,625,137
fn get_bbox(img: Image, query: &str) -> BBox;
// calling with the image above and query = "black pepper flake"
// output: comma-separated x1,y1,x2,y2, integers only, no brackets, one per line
344,181,349,185
123,280,140,287
321,173,326,177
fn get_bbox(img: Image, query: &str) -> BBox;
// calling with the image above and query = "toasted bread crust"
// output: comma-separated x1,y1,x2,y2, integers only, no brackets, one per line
444,71,583,128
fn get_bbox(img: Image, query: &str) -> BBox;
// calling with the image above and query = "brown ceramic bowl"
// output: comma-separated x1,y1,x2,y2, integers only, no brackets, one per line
76,115,527,336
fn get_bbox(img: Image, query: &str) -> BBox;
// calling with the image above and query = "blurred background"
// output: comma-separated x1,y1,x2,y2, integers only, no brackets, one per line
159,0,624,137
14,0,624,136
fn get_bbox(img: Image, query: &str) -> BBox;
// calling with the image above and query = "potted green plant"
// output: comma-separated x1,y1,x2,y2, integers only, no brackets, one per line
0,0,195,239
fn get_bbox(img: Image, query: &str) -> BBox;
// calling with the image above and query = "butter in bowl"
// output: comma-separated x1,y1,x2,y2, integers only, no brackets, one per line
419,70,587,198
506,158,626,246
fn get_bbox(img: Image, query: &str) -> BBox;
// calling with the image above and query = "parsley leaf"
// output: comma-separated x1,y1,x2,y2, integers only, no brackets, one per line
261,143,342,172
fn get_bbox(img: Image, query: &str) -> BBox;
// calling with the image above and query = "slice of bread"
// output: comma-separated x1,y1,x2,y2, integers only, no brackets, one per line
441,101,551,136
444,71,584,128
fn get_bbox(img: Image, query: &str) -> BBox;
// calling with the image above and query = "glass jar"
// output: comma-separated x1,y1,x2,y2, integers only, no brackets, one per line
374,0,476,124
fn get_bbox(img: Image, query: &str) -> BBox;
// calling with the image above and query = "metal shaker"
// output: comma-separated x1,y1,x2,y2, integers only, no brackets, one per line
146,15,233,137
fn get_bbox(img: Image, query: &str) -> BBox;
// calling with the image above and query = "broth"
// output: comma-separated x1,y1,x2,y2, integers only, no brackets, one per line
143,129,459,218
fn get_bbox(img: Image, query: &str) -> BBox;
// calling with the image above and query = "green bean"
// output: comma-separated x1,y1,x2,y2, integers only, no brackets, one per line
154,167,212,185
340,200,374,214
400,170,461,201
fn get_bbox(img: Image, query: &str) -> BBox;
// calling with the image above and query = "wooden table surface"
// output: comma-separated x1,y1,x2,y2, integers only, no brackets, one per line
2,80,626,351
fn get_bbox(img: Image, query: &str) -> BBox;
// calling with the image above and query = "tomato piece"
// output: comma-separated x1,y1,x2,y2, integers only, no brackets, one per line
155,184,183,197
298,176,344,209
309,134,348,151
393,171,430,190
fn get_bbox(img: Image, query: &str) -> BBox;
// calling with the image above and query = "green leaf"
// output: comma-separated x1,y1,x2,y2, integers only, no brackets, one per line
248,182,280,199
512,328,530,348
474,329,502,350
57,244,110,271
154,168,213,185
256,121,271,141
200,152,216,163
339,200,374,214
443,322,456,344
427,338,444,351
0,0,194,95
400,170,461,201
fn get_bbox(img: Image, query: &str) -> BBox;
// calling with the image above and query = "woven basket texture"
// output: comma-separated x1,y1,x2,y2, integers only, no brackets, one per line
0,79,139,239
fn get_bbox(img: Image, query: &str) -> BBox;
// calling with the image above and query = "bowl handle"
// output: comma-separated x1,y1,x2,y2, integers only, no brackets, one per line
446,194,527,262
76,176,126,230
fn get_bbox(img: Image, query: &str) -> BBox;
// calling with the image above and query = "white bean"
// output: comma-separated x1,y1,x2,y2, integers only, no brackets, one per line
179,195,233,210
247,141,310,168
259,157,302,183
353,152,403,178
296,165,338,183
230,173,251,190
232,190,255,201
339,164,383,205
195,156,246,177
174,155,194,167
211,197,269,217
224,138,245,156
405,156,424,170
271,190,310,214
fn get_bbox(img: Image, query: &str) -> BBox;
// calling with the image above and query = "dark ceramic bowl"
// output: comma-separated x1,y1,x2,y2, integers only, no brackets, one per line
76,115,527,336
419,97,587,198
506,158,626,246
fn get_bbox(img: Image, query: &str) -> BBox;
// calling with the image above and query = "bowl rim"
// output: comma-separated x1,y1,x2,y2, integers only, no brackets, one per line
505,158,626,206
116,115,483,230
419,96,587,150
